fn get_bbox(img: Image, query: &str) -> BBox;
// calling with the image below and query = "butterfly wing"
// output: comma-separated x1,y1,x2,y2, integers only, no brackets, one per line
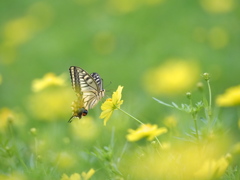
69,66,105,110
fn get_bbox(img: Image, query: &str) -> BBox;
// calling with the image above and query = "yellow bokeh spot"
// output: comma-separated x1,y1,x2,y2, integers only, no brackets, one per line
55,152,77,169
163,115,177,128
143,59,200,95
0,2,54,64
71,116,99,141
28,87,74,121
108,0,139,14
0,108,26,132
200,0,235,14
216,85,240,107
208,27,229,49
0,171,26,180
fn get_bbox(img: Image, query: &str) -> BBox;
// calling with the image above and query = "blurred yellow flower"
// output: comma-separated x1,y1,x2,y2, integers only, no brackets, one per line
208,27,229,49
61,169,95,180
28,87,74,121
200,0,235,14
126,124,167,141
0,171,26,180
55,152,77,169
32,73,66,92
99,86,123,126
143,59,200,95
71,116,99,141
194,155,230,179
216,85,240,106
0,2,54,64
61,173,80,180
0,108,26,132
163,115,177,128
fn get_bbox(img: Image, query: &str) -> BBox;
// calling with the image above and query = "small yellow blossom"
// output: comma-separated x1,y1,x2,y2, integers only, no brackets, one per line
143,59,200,95
194,155,230,179
32,73,66,92
216,85,240,106
61,169,95,180
126,124,168,141
99,86,123,126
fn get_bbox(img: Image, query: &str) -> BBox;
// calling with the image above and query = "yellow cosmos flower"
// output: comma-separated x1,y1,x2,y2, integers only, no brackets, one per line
216,85,240,106
61,169,95,180
194,155,230,179
99,86,123,126
126,124,168,141
143,59,200,95
32,73,66,92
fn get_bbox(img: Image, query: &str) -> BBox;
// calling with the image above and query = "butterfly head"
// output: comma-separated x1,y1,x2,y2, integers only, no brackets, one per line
68,108,88,123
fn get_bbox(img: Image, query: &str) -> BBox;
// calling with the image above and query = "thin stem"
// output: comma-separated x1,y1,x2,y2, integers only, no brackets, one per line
193,115,199,141
117,108,144,125
207,80,212,117
117,107,163,148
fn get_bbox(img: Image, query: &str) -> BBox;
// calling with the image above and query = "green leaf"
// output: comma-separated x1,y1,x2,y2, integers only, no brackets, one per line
152,97,174,107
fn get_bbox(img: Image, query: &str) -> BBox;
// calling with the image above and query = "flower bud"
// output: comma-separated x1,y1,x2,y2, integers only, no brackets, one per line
186,92,192,99
202,72,210,81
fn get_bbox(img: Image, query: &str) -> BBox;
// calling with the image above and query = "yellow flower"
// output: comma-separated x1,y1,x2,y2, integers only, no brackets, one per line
32,73,66,92
99,86,123,126
126,124,168,141
61,169,95,180
194,155,230,179
143,59,200,95
216,85,240,106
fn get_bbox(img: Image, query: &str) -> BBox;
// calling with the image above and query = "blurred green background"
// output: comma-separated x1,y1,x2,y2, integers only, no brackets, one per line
0,0,240,179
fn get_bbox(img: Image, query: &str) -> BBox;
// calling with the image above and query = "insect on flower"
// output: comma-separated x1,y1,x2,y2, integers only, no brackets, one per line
68,66,105,122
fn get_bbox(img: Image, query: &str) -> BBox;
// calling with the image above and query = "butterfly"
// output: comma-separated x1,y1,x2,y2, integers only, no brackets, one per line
68,66,105,122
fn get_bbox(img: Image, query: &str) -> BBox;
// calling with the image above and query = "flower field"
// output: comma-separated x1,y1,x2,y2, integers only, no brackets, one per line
0,0,240,179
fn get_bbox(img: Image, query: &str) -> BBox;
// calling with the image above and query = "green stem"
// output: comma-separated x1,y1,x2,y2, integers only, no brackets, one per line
193,115,199,141
207,80,212,117
117,108,163,148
